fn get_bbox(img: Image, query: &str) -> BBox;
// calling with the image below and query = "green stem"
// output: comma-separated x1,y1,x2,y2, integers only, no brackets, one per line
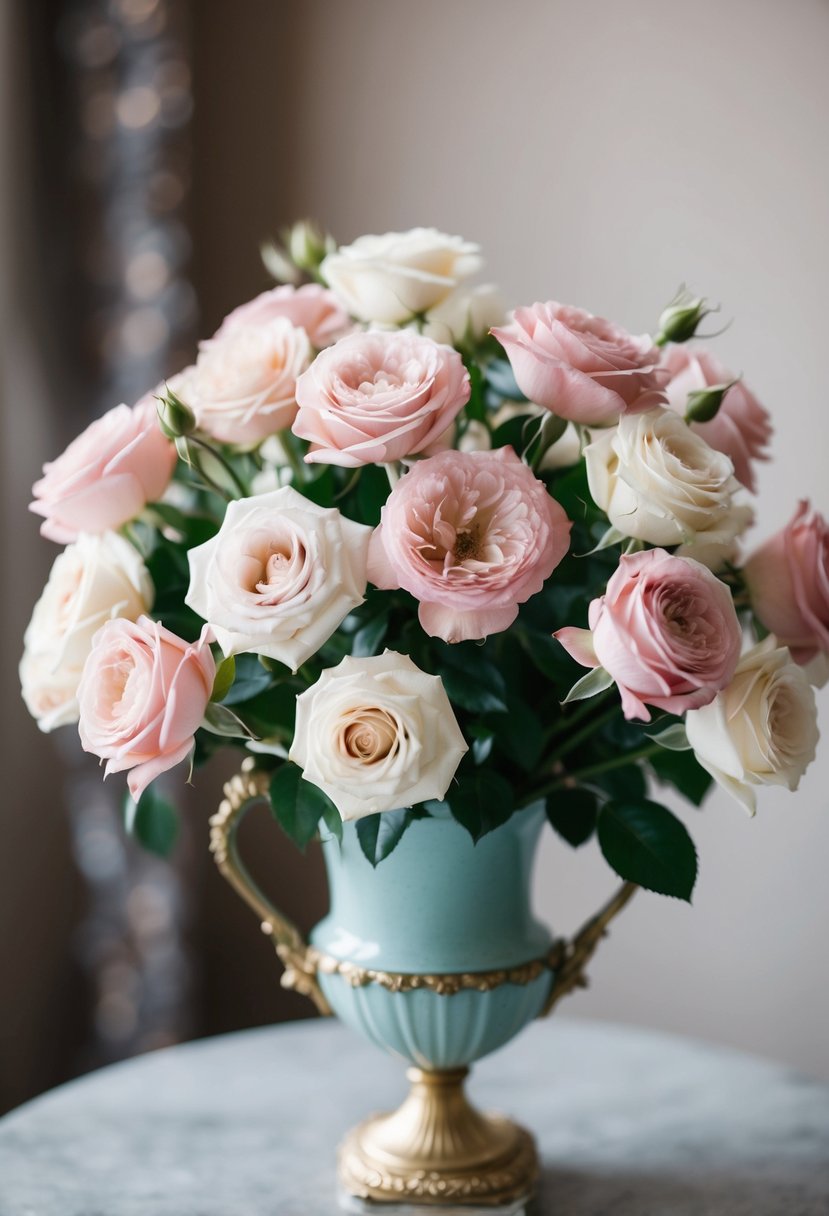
542,689,613,745
544,701,620,763
188,435,248,498
520,742,663,808
280,435,308,485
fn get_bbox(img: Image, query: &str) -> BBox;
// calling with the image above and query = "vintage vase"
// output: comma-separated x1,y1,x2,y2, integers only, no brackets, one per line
211,766,634,1208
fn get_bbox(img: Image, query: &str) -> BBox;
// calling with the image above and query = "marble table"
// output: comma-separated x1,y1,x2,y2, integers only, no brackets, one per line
1,1018,828,1215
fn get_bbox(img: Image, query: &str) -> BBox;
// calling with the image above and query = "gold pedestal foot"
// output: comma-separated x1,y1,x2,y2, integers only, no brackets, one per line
338,1067,538,1207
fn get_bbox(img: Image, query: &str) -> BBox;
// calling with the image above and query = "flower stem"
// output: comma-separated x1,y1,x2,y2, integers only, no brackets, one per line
520,742,663,807
544,701,621,762
188,435,248,498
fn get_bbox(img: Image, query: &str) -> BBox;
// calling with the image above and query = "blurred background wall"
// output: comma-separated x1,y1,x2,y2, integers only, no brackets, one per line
2,0,827,1112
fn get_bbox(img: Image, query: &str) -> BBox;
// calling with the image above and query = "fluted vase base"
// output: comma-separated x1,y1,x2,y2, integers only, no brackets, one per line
338,1067,538,1208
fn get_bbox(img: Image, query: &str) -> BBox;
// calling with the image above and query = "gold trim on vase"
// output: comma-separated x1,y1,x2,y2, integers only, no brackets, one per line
307,945,561,995
338,1066,538,1205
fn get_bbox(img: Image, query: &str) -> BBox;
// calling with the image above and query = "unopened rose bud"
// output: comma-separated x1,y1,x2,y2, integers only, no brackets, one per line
156,387,196,440
287,219,336,275
655,289,716,345
684,378,739,424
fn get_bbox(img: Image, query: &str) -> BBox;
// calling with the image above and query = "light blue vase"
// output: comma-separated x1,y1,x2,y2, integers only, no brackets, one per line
310,804,554,1069
212,768,632,1207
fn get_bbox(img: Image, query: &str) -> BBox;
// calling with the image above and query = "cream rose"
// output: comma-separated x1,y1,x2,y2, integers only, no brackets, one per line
185,487,372,671
178,316,311,447
20,532,153,732
289,651,467,820
685,638,819,814
421,284,505,346
320,228,482,325
585,407,751,562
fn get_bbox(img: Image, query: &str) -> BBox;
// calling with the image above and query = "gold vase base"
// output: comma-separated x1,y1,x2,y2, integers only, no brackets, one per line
338,1067,538,1209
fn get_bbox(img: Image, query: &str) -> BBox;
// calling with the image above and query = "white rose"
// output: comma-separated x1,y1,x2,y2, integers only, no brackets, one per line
185,487,372,672
585,407,752,562
685,637,819,815
289,651,468,820
178,317,311,448
320,228,482,325
20,532,153,732
422,284,505,345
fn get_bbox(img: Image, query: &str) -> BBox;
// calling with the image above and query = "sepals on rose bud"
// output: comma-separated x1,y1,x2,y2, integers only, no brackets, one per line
684,378,740,424
655,288,717,346
156,386,196,440
288,219,336,275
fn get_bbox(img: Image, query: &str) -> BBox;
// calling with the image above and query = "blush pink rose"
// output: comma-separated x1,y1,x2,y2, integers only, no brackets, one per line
30,399,177,543
368,447,571,642
177,317,312,448
293,330,471,467
662,346,772,492
743,501,829,664
555,549,742,722
215,283,351,349
77,615,215,801
491,302,664,425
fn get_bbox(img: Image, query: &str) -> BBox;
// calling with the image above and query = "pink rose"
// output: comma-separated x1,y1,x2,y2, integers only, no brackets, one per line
743,501,829,663
491,302,664,425
215,283,351,349
178,316,311,448
293,330,471,467
662,346,772,492
77,616,215,800
30,399,176,544
368,447,571,642
555,549,742,722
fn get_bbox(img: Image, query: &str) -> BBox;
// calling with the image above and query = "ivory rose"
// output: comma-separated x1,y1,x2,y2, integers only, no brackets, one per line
685,637,819,814
368,447,571,643
178,316,311,447
185,487,372,671
422,284,505,346
491,302,664,425
215,283,351,349
77,616,215,801
20,532,153,732
289,651,467,820
320,228,482,325
555,549,742,722
293,330,470,467
584,407,751,563
662,346,772,492
30,400,176,543
743,501,829,665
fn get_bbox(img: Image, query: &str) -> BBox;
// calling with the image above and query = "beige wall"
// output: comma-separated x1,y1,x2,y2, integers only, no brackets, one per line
273,0,829,1078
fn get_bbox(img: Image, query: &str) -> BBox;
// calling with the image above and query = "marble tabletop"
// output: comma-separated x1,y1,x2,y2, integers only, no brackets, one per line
1,1017,828,1215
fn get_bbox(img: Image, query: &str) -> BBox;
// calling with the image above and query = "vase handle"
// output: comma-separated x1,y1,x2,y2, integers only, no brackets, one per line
541,881,637,1017
208,766,332,1016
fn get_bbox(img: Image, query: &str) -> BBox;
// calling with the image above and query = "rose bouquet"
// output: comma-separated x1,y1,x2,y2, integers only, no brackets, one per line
22,223,825,901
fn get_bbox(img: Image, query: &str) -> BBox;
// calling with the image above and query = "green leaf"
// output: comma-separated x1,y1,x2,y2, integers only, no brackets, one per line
220,653,275,705
355,809,411,866
646,722,691,751
202,701,257,739
648,748,713,807
356,464,391,526
437,647,508,714
491,696,544,772
320,801,343,844
589,763,648,803
464,359,486,421
446,769,514,843
486,358,525,401
351,611,390,658
124,787,179,857
598,799,698,901
469,723,495,765
546,787,600,847
269,763,335,851
211,655,236,703
240,680,301,741
562,666,614,705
